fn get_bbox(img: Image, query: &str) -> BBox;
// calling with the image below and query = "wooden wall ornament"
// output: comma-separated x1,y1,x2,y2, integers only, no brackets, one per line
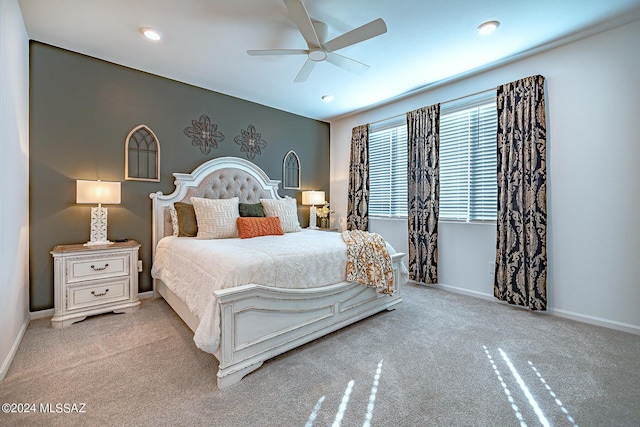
282,150,301,189
183,114,225,155
125,124,160,182
234,124,267,160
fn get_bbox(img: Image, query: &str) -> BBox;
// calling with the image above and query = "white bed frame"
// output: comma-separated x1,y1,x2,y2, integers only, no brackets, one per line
150,157,404,389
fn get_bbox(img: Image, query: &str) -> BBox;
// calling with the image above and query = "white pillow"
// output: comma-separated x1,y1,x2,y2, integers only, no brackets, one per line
260,196,301,233
169,204,179,236
191,197,240,239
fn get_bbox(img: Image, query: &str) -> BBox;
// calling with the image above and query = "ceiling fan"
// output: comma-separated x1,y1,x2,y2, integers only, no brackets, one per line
247,0,387,83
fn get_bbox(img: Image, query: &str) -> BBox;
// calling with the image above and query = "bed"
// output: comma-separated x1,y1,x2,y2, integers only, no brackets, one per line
149,156,406,388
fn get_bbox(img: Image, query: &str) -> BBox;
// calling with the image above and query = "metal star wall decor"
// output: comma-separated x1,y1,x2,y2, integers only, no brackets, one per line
183,114,225,155
234,124,267,160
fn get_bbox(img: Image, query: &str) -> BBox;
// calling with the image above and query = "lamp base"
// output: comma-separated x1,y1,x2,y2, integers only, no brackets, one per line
86,206,112,246
307,205,319,229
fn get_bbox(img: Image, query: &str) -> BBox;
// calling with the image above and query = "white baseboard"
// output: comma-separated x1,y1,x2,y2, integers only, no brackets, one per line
424,282,495,301
138,291,154,299
546,307,640,335
415,281,640,336
0,315,29,381
30,308,54,320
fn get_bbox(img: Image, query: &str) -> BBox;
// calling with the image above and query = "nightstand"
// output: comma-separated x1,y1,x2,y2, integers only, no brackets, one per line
50,240,141,328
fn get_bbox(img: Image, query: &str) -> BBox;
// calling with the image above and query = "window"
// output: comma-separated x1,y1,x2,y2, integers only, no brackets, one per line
439,100,497,221
367,95,497,222
369,120,408,217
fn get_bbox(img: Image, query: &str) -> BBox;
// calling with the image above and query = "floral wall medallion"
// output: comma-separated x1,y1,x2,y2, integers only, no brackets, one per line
234,124,267,160
183,114,225,155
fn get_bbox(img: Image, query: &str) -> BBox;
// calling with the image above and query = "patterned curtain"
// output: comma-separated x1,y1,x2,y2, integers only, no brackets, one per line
407,104,440,284
346,124,370,231
494,75,547,310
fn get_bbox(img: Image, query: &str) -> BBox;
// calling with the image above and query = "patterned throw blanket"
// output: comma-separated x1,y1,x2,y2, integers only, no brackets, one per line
341,230,395,295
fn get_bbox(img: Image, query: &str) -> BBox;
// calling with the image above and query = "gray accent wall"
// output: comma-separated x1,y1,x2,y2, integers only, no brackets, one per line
29,42,330,311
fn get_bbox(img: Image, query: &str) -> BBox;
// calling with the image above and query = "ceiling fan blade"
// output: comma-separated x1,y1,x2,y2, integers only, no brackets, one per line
247,49,309,56
325,52,369,74
283,0,321,49
323,18,387,52
294,59,316,83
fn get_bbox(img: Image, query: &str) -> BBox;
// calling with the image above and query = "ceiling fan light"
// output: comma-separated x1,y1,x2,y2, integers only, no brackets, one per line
141,28,162,41
477,20,500,35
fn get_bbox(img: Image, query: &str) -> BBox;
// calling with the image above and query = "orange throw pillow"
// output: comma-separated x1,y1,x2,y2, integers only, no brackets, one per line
237,216,284,239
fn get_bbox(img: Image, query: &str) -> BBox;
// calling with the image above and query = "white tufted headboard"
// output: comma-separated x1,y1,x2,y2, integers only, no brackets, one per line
149,157,283,258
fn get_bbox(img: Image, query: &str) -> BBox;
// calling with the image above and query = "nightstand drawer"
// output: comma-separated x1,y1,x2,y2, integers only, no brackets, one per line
67,253,130,283
67,278,130,311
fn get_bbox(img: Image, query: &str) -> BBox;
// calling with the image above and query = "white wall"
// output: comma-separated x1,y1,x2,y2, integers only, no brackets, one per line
0,0,30,380
330,20,640,333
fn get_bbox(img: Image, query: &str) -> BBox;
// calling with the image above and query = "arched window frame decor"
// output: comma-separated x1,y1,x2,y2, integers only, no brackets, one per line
125,124,160,182
282,150,301,189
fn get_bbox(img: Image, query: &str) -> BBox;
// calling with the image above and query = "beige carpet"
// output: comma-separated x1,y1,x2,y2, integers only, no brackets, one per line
1,283,639,426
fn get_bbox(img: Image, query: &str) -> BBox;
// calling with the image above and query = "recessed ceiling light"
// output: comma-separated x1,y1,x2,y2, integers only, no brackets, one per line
477,20,500,36
141,28,162,41
321,95,334,103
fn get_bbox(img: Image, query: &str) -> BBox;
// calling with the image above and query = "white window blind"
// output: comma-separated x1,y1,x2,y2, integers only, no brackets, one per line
439,101,497,221
368,121,408,217
367,94,497,221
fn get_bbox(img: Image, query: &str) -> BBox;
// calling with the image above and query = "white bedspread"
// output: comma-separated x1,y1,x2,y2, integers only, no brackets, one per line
151,229,357,353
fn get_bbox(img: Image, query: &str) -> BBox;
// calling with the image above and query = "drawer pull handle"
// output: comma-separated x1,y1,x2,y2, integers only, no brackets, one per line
90,263,109,271
91,289,109,297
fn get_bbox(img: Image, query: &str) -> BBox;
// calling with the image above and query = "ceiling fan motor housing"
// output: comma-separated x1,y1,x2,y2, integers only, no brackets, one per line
308,49,328,62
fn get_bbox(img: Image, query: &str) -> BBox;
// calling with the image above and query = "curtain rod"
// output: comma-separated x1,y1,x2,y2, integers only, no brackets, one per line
367,87,495,127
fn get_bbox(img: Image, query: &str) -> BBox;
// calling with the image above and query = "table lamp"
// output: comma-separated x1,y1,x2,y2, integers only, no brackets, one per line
302,190,325,229
76,180,121,246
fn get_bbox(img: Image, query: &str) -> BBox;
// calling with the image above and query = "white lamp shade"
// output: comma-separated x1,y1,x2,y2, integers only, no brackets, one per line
302,190,325,206
76,180,121,205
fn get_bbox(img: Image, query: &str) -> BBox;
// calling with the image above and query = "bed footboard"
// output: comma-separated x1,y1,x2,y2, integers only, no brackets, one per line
213,252,405,389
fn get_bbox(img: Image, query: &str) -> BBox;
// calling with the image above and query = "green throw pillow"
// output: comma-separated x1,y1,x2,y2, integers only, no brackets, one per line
174,202,197,237
239,202,265,217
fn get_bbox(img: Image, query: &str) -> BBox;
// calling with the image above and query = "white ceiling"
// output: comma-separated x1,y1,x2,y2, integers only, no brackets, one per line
18,0,640,122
